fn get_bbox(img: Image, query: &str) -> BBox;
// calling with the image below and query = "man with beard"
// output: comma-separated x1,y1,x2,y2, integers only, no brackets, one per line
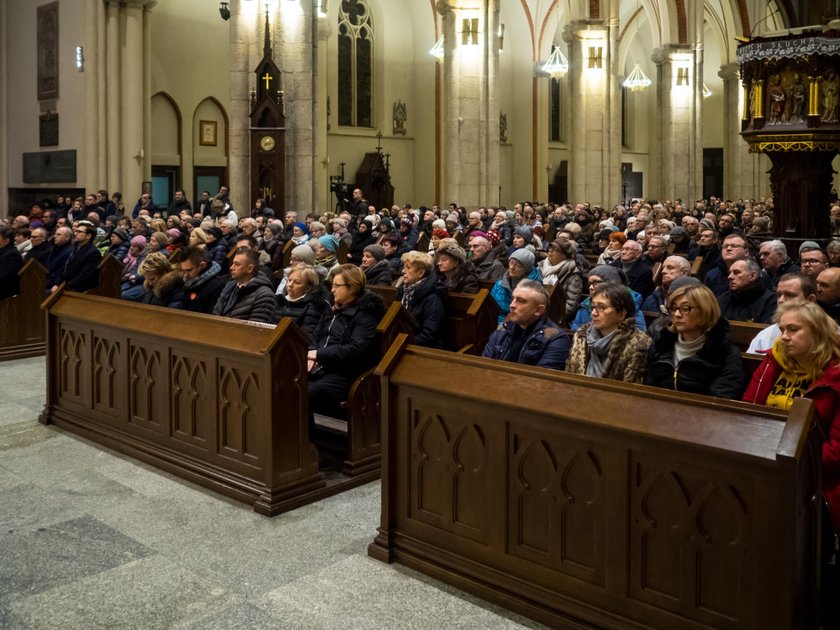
179,246,225,314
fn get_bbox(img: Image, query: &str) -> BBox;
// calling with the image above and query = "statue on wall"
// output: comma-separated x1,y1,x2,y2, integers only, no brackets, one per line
499,112,508,143
392,100,407,136
787,73,805,123
768,75,785,125
822,70,839,124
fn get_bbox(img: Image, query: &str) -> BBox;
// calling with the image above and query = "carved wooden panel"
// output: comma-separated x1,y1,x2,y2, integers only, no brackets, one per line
58,324,89,407
92,334,124,418
409,402,489,543
170,351,211,448
128,342,164,429
628,453,752,627
218,362,261,465
508,427,606,587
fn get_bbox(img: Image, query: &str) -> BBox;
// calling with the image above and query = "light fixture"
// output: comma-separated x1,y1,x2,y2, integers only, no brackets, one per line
587,46,603,69
703,83,712,98
623,63,651,91
676,67,689,86
219,1,230,20
430,35,444,62
541,46,569,79
75,46,85,72
498,23,505,52
460,18,479,46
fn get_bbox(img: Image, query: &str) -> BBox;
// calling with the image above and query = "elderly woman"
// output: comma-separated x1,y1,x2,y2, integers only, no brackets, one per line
307,264,386,419
572,265,646,331
743,301,840,596
491,248,543,323
596,231,626,265
360,244,393,286
311,234,340,276
645,282,743,398
263,222,286,270
188,227,208,250
566,281,651,383
137,252,184,308
275,263,330,340
147,231,170,256
120,236,149,301
435,240,478,294
539,238,582,324
291,222,310,246
106,228,131,261
398,250,447,347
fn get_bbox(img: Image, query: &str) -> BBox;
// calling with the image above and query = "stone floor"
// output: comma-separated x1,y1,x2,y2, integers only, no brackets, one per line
0,357,542,629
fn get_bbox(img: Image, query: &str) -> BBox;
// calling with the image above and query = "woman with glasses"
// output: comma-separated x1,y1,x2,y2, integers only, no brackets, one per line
307,264,386,419
565,281,651,383
571,265,647,331
539,238,582,324
645,281,743,398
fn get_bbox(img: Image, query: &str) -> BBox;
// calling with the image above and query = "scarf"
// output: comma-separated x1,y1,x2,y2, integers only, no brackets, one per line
540,258,576,286
765,338,814,411
673,333,707,365
584,325,618,378
401,278,424,311
122,246,147,274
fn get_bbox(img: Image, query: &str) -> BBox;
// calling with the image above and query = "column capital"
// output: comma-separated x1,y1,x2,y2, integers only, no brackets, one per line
435,0,482,15
718,63,740,81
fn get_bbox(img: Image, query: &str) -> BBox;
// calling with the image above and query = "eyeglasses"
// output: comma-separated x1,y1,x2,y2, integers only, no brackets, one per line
721,243,746,250
588,280,603,287
591,303,613,314
801,258,824,265
667,304,694,315
332,282,350,288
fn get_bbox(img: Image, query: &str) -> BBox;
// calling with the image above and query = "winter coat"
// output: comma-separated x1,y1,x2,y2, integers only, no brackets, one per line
566,318,651,383
212,273,277,323
473,247,506,282
571,290,648,332
644,317,744,399
0,240,23,300
25,242,53,269
181,261,226,314
490,267,543,324
743,352,840,534
311,290,386,380
439,262,479,294
141,270,184,309
107,241,129,263
62,242,101,292
397,272,448,347
482,316,571,370
46,242,73,290
363,259,394,286
717,283,777,324
276,284,330,342
539,258,582,323
611,258,655,299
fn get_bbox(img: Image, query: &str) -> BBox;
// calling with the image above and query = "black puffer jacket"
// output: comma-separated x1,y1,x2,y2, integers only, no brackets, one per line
212,273,277,323
311,290,386,379
62,242,101,292
141,270,184,309
276,284,331,342
181,261,225,314
644,316,744,399
363,259,393,286
397,271,447,348
438,262,479,294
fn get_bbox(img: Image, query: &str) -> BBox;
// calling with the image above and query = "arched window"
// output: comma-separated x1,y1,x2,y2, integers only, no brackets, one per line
337,0,373,128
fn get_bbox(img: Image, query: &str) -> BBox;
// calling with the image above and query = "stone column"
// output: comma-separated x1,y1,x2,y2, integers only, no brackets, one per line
120,1,145,195
106,1,121,193
277,0,315,214
719,62,765,199
0,0,7,217
82,0,104,192
438,0,500,208
228,0,251,217
651,44,703,203
565,18,621,207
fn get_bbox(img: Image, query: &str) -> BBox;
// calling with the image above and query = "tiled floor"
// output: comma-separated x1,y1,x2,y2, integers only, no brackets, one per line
0,357,541,629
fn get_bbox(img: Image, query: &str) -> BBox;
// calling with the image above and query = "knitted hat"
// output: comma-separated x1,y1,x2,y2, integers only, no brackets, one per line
432,227,449,239
379,217,394,233
551,238,576,259
437,244,467,264
292,243,316,265
799,240,821,255
206,227,223,241
509,248,535,272
668,276,701,293
331,218,347,229
130,235,147,248
699,218,715,231
432,219,446,230
267,223,284,236
669,226,688,239
589,264,626,285
166,228,182,240
293,221,309,235
318,234,339,253
445,213,459,224
363,244,386,261
514,226,532,242
485,229,502,247
597,228,616,241
112,228,130,242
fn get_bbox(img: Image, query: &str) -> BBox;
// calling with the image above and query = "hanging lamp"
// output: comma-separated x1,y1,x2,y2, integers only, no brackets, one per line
541,46,569,79
623,63,651,91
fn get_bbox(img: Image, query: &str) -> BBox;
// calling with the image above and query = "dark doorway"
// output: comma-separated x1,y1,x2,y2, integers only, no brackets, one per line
547,161,568,204
193,166,227,209
703,148,724,201
151,165,180,215
620,163,643,205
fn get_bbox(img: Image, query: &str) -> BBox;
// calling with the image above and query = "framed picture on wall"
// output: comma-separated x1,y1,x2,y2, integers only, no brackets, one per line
199,120,217,146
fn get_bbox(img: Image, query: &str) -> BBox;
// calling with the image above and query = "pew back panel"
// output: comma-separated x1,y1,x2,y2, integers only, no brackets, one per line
0,259,47,361
39,292,341,516
370,345,820,629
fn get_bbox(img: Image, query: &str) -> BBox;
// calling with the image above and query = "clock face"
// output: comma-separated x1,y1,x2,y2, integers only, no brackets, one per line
260,135,275,151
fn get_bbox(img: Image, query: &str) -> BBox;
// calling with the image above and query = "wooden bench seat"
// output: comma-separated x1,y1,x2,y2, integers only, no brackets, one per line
369,338,821,628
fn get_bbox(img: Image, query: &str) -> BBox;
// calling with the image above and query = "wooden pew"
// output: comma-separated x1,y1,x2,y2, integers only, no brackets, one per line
545,283,568,328
85,253,122,299
690,255,704,277
0,259,47,362
39,291,371,516
643,310,770,354
367,285,499,354
414,232,429,252
651,261,663,286
370,339,821,629
336,240,349,264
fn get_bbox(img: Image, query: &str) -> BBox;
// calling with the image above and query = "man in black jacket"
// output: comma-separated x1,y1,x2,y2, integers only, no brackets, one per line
611,240,654,299
51,220,101,293
25,227,53,268
46,227,74,290
212,249,276,323
717,258,776,323
179,246,225,314
0,225,23,300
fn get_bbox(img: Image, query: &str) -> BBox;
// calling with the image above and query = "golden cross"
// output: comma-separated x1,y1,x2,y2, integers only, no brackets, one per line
262,72,273,90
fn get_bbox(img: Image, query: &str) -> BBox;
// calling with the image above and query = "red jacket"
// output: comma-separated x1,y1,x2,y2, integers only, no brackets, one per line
743,352,840,534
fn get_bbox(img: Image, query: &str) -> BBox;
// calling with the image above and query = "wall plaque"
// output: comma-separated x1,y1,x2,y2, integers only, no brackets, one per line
37,2,59,100
39,112,59,147
23,150,76,183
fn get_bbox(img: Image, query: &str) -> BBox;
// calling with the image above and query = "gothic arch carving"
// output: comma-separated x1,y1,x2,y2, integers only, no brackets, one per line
192,96,229,157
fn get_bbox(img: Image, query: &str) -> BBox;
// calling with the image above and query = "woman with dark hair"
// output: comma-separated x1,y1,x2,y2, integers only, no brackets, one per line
307,264,386,419
645,282,743,398
566,281,651,383
359,244,393,286
348,217,375,263
275,263,330,340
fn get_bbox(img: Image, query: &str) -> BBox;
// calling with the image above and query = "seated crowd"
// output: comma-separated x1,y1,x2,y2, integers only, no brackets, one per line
3,191,840,573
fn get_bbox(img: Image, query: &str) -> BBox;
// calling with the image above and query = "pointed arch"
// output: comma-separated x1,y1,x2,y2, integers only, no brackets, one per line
151,91,182,159
192,96,229,158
